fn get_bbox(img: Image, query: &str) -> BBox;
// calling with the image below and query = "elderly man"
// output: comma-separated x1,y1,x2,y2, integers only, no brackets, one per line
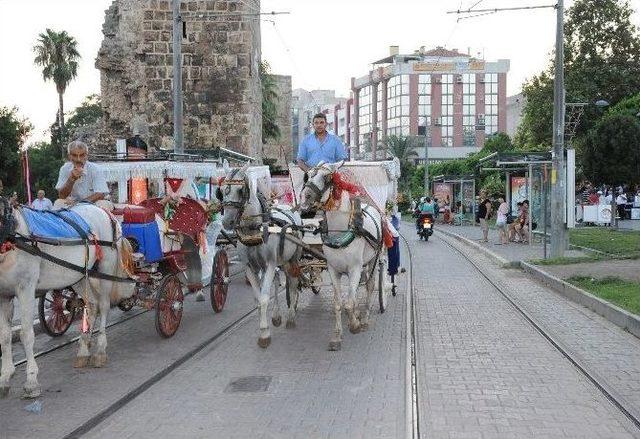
31,190,53,211
296,113,348,172
55,140,109,209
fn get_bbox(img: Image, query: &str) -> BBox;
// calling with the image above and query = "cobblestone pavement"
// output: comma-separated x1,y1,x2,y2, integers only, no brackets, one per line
84,272,407,439
412,232,639,438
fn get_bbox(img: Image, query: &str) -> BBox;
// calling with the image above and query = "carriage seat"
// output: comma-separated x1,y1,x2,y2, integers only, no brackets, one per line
138,197,208,243
113,206,157,224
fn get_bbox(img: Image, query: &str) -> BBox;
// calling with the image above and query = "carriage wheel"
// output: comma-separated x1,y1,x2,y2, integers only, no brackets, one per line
155,275,184,338
210,249,229,313
38,289,77,337
378,261,386,314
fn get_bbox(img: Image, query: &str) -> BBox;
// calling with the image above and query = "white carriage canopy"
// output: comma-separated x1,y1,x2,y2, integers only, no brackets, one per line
94,160,270,203
288,159,401,212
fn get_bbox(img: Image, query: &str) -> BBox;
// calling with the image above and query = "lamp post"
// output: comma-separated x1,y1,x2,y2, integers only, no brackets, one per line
424,134,429,195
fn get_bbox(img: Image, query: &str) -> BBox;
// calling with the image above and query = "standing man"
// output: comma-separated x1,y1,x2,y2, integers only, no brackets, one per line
477,192,492,243
297,113,348,172
55,140,109,208
31,190,53,211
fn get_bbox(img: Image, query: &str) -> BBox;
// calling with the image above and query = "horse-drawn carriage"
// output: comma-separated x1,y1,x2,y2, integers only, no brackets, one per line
38,158,269,339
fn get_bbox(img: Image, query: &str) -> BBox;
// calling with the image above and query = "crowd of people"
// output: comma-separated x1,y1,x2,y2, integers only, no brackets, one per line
578,182,640,220
475,192,532,245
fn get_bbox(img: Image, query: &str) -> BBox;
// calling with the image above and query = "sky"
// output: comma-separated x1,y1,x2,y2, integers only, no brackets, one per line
1,0,639,144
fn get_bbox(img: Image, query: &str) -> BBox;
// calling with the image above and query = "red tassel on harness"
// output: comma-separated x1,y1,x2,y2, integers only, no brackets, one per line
81,308,90,333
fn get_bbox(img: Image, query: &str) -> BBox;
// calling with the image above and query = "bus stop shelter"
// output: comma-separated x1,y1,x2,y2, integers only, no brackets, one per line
477,152,554,255
431,174,476,222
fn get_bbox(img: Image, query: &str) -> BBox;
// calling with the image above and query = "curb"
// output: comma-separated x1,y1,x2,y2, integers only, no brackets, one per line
435,228,518,269
520,261,640,339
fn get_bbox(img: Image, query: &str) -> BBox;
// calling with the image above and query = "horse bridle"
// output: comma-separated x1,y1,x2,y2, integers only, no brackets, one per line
0,196,16,246
302,167,334,207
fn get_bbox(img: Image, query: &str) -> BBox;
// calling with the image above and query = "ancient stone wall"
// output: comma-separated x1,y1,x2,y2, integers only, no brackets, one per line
263,74,292,169
95,0,262,158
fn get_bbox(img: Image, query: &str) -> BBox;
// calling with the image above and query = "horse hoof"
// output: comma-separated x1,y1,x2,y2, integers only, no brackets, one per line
360,322,369,332
349,323,360,334
73,356,90,369
91,353,107,368
257,337,271,349
271,316,282,327
22,385,41,399
328,340,342,351
0,387,10,398
195,291,205,302
285,320,296,329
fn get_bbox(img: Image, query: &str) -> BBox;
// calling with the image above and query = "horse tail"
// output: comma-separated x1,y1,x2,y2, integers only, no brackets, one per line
118,237,136,278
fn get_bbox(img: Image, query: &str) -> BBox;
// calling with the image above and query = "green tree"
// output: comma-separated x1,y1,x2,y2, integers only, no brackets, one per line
517,0,640,149
33,28,81,155
0,107,32,196
27,141,64,200
50,94,103,149
260,61,281,144
607,92,640,118
381,135,418,187
582,114,640,186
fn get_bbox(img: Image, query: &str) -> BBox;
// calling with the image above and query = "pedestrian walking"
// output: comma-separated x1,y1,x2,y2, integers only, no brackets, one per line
495,196,509,245
476,193,492,242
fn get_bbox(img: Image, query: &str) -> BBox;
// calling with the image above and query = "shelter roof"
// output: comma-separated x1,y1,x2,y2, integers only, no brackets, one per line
477,151,552,171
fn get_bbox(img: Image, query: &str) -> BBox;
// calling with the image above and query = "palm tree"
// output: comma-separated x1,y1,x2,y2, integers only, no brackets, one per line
260,61,281,144
33,29,81,149
382,135,419,187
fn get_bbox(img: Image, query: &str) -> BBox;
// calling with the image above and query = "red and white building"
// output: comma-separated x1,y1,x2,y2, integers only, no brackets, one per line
351,46,510,162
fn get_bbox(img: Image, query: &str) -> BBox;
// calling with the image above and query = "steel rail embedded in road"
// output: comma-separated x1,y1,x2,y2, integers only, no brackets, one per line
437,233,640,432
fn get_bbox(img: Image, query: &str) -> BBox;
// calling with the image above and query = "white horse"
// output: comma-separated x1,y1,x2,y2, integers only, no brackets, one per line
0,198,135,398
218,163,302,348
299,162,385,351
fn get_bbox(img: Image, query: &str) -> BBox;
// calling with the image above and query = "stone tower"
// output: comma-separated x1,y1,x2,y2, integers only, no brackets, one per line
95,0,262,158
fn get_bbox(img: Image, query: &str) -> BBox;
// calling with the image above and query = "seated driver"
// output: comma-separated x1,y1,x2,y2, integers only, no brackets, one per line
55,140,110,210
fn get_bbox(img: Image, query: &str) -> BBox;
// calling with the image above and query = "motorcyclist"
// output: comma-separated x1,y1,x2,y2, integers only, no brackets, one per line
416,196,435,232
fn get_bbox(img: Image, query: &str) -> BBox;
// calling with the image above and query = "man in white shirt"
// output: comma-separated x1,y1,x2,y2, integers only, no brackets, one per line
616,192,628,220
31,190,53,211
55,140,109,209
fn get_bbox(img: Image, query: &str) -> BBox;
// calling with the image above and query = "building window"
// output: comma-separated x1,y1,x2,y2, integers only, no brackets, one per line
484,73,498,137
386,74,410,137
440,74,453,147
418,74,431,144
462,73,476,147
358,86,372,150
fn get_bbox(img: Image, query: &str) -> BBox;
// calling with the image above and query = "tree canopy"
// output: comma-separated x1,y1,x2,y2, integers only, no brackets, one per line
260,62,281,144
0,107,32,196
516,0,640,149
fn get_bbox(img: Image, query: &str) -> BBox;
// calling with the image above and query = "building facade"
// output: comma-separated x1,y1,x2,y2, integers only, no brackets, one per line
506,92,525,138
351,46,510,162
291,89,352,158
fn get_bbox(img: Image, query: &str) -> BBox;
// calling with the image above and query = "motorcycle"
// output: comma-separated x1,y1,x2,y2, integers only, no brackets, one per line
417,214,434,241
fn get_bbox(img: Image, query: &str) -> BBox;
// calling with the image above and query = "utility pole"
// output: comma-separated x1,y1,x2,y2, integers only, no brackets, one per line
172,0,184,154
550,0,566,257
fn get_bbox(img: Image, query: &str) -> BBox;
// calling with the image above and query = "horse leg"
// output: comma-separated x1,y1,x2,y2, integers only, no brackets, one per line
91,283,110,368
327,267,343,351
257,264,276,348
285,269,299,329
360,262,376,332
0,296,15,398
16,283,40,398
271,268,282,327
74,291,97,368
345,264,363,335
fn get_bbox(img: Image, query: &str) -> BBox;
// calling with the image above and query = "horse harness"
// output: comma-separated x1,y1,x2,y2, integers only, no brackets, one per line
0,199,134,284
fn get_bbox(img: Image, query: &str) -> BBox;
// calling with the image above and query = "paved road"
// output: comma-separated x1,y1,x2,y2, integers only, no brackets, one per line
2,230,640,438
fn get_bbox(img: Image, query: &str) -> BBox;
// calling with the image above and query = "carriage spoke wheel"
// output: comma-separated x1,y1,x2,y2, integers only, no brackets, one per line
155,275,184,338
38,289,76,337
210,249,229,313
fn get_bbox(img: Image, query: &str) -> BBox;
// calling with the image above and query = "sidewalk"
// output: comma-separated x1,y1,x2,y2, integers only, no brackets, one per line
432,222,640,339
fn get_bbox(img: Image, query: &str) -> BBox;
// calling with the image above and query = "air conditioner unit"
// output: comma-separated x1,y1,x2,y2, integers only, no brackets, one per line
476,114,486,130
434,77,442,84
456,75,463,84
433,117,442,126
478,78,486,84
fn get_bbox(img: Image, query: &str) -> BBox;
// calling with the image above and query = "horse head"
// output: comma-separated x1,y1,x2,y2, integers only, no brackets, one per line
217,162,251,230
300,161,342,212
